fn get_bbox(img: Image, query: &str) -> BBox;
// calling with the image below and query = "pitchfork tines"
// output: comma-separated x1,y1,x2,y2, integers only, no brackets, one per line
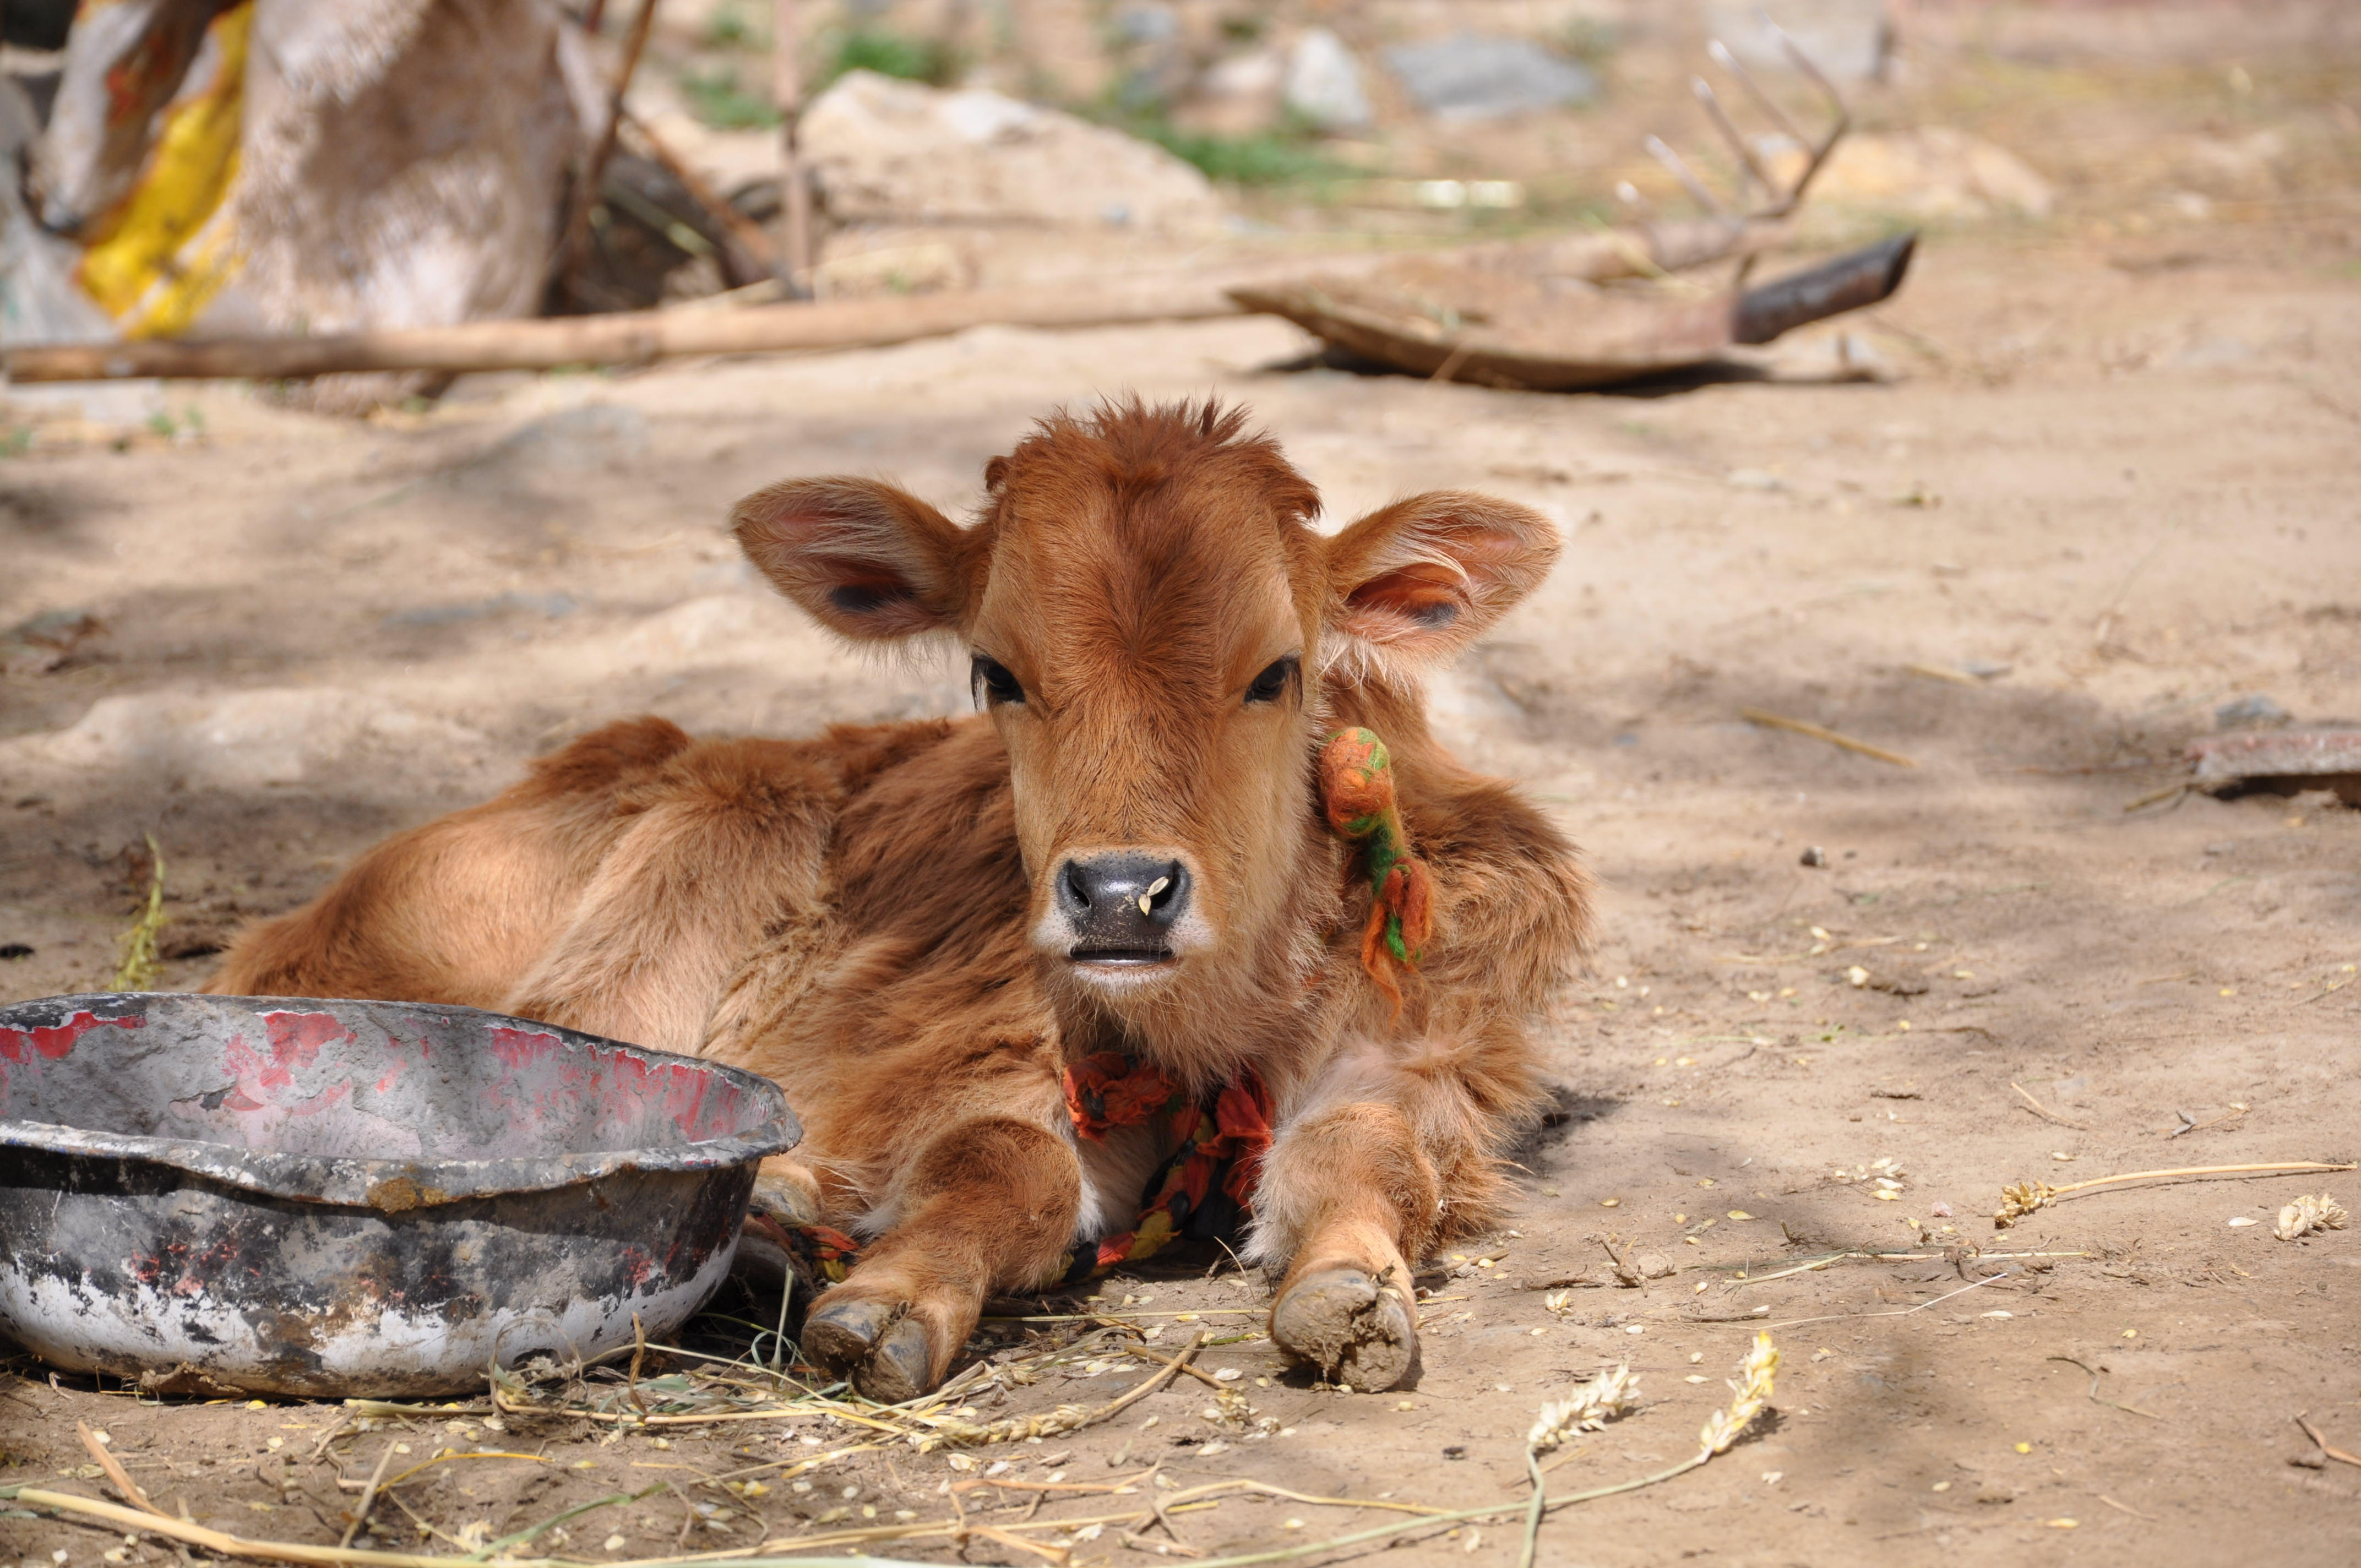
1640,21,1852,231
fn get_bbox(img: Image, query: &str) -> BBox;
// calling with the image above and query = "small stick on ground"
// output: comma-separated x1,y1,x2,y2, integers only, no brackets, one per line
2295,1413,2361,1469
1765,1270,2014,1330
77,1423,168,1521
0,1487,547,1568
2047,1356,2161,1420
2011,1081,2091,1131
2123,782,2190,813
627,1311,650,1414
912,1331,1210,1450
2167,1104,2248,1138
306,1412,355,1463
1739,709,1916,767
964,1523,1070,1564
1118,1342,1227,1389
337,1439,401,1549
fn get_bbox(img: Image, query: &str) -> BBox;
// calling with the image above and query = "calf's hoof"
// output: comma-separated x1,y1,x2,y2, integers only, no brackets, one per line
802,1293,937,1402
1270,1266,1417,1391
749,1164,822,1227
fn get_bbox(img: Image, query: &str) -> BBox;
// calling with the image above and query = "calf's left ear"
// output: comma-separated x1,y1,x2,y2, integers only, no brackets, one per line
1324,491,1559,664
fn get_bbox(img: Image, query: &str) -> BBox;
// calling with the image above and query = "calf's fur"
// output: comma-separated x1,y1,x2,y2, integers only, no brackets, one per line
209,400,1591,1396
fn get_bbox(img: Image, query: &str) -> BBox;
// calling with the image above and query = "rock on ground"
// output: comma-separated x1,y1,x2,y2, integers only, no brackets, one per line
1382,32,1598,122
799,69,1225,231
1283,27,1373,133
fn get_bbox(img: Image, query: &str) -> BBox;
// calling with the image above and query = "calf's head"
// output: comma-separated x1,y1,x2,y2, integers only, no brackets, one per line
732,402,1557,1005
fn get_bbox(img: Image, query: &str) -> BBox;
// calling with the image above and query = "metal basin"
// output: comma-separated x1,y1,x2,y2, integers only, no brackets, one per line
0,993,798,1397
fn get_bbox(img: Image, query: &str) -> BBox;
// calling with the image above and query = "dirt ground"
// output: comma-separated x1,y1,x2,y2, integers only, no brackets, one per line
4,8,2361,1567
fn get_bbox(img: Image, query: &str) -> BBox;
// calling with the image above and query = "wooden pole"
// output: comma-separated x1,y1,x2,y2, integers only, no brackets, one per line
549,0,663,301
0,276,1253,384
774,0,815,288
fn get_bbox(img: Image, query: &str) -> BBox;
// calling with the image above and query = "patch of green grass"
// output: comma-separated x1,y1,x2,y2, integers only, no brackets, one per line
144,404,204,442
1120,119,1339,186
702,0,760,50
825,28,958,88
0,427,32,458
679,66,781,129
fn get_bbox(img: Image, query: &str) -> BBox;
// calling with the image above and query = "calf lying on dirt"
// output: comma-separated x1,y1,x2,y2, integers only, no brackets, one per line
209,400,1591,1397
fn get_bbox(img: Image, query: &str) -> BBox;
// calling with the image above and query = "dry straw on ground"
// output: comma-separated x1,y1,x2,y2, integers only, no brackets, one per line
1994,1162,2356,1228
12,1327,1792,1568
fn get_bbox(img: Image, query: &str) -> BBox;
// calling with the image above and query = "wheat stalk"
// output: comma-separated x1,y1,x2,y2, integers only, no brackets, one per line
1512,1334,1778,1568
1526,1364,1639,1453
1995,1162,2355,1228
2276,1193,2348,1242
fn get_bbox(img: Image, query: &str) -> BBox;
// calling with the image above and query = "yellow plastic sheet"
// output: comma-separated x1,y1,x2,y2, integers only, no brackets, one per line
77,1,251,338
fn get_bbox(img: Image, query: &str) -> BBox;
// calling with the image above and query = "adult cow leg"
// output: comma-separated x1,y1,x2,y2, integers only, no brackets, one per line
802,1117,1080,1401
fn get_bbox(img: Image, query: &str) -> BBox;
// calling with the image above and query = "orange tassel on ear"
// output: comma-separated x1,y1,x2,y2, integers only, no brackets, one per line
1319,727,1435,1016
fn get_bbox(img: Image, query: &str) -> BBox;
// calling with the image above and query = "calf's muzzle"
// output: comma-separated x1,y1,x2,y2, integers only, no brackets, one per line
1058,852,1190,963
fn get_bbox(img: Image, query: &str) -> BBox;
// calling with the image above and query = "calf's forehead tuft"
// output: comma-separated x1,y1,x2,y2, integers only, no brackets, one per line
980,399,1320,534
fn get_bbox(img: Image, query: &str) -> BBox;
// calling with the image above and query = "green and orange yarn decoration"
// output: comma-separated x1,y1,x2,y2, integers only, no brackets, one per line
1318,726,1436,1015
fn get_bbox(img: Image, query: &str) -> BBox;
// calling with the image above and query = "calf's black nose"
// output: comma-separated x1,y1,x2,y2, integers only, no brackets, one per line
1058,853,1189,959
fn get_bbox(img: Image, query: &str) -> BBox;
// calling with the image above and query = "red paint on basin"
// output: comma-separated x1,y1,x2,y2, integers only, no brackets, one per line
0,1010,142,1067
260,1010,350,1074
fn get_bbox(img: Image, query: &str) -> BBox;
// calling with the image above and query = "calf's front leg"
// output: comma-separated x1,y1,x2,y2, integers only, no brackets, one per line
801,1117,1080,1401
1258,1101,1434,1390
1249,1028,1538,1390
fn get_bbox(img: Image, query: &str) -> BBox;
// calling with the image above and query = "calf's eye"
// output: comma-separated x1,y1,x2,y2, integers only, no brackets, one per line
1244,655,1299,705
971,654,1025,707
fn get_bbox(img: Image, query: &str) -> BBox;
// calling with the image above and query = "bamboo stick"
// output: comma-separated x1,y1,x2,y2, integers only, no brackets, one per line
0,279,1245,384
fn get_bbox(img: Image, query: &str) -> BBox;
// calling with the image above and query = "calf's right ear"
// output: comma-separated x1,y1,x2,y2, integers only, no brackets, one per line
731,478,970,640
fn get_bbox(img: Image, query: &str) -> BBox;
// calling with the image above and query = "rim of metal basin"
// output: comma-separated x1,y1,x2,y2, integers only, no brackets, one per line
0,993,799,1212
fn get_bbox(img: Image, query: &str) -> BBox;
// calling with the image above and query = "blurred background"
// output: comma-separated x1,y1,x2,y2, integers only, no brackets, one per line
3,0,2352,396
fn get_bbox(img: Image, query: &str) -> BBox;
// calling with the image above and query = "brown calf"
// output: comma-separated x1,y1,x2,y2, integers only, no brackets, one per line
210,400,1591,1396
